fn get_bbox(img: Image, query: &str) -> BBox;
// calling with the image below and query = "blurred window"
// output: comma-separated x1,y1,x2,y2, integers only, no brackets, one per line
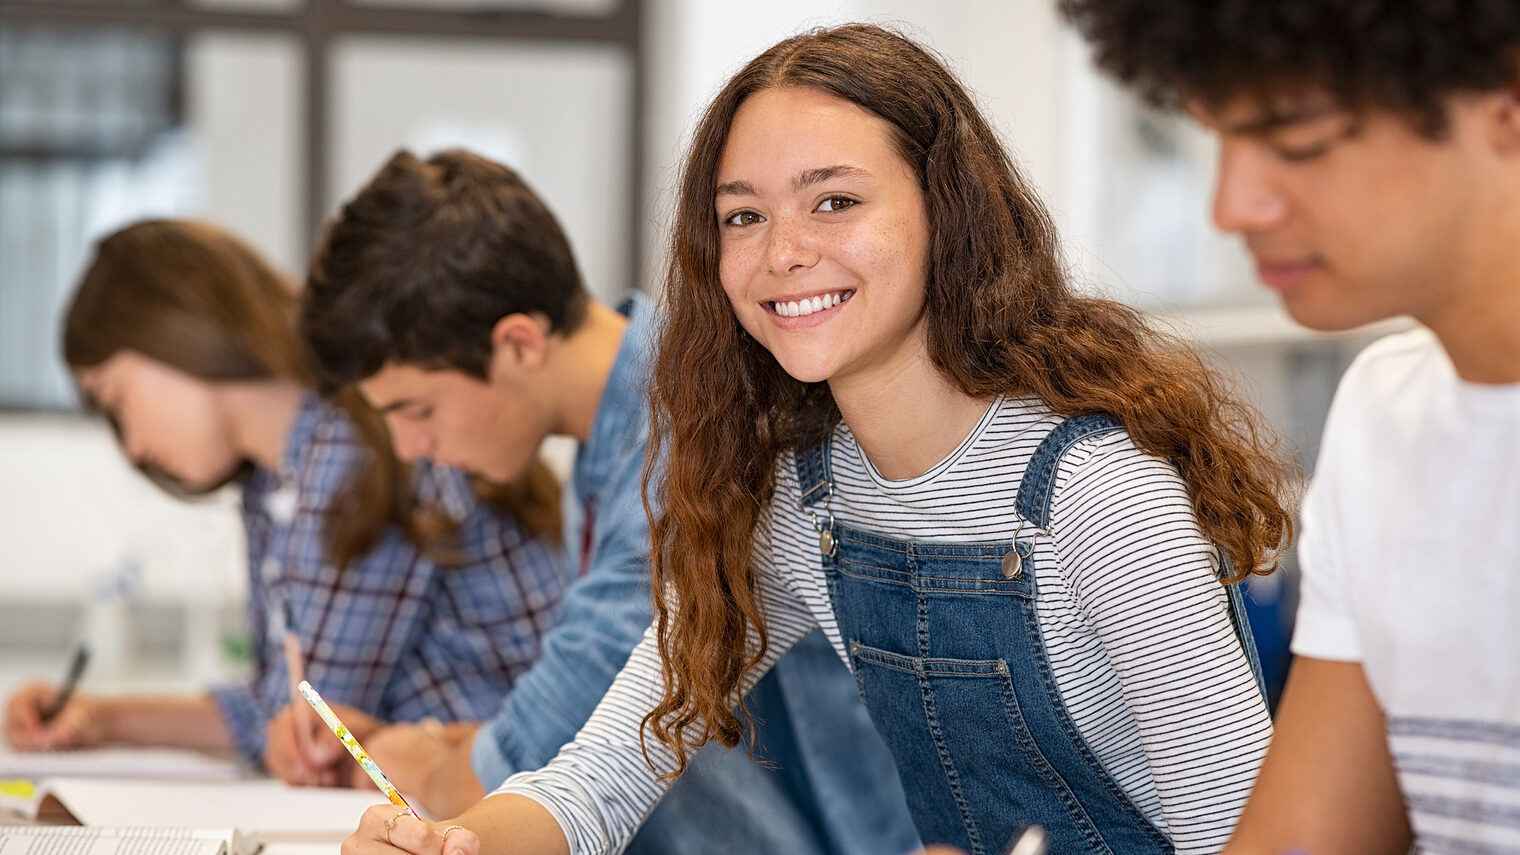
0,0,641,411
0,23,186,409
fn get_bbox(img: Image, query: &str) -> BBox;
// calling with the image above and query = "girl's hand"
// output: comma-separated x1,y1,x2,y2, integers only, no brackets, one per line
4,682,106,750
343,805,479,855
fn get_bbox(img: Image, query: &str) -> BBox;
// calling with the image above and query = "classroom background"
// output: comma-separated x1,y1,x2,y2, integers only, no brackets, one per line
0,0,1400,710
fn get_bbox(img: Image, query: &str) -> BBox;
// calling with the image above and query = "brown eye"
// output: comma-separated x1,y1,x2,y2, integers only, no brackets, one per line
723,210,764,227
815,197,856,213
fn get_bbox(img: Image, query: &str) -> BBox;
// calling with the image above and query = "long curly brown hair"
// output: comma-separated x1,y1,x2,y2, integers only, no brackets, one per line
643,24,1296,774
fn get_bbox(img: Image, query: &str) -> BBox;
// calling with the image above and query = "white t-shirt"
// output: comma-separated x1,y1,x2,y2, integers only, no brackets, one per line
1293,327,1520,853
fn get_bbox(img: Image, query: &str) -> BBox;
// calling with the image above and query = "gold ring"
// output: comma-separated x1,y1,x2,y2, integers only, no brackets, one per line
441,825,466,844
384,808,410,844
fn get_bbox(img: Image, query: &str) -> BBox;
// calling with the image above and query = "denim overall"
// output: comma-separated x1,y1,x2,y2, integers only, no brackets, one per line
795,414,1266,855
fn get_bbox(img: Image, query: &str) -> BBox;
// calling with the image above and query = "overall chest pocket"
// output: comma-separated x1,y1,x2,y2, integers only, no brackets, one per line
827,532,1033,663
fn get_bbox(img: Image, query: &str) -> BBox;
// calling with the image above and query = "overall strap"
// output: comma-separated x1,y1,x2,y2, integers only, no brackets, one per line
1220,552,1270,700
796,440,833,511
1014,413,1124,529
1015,412,1269,700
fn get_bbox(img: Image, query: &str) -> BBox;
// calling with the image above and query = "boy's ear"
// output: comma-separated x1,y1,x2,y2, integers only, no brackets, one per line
488,313,550,381
1490,68,1520,153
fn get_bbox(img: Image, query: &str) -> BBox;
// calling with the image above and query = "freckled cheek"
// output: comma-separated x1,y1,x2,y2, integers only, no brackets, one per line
715,268,769,341
841,229,910,285
717,251,755,309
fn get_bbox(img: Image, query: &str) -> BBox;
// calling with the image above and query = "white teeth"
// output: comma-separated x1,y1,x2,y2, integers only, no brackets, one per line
772,290,853,317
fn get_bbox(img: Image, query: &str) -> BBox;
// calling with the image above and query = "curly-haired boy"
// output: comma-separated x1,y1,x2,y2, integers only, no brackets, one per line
1063,2,1520,854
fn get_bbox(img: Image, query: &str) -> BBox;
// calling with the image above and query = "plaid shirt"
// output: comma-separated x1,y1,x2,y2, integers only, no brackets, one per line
210,393,567,762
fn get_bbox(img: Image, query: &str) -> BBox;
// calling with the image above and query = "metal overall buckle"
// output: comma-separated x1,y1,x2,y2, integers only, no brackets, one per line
798,479,838,558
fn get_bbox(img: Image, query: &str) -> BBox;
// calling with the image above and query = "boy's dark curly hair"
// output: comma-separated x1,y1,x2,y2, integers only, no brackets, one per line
1060,0,1520,136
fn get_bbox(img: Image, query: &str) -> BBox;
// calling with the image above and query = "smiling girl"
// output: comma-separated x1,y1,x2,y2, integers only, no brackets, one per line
3,219,567,771
352,25,1294,855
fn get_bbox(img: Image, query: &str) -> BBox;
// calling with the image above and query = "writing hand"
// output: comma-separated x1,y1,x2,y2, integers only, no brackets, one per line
343,803,479,855
4,682,104,750
266,699,380,786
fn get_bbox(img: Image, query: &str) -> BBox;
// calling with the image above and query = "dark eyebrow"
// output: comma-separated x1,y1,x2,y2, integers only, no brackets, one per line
714,165,872,201
372,398,417,415
793,165,870,191
715,179,757,199
1226,104,1344,136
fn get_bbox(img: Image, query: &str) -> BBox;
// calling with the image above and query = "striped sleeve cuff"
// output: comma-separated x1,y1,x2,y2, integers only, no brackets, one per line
492,770,616,855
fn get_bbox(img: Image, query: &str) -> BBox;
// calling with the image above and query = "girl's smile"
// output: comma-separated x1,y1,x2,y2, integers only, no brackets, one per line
766,288,854,319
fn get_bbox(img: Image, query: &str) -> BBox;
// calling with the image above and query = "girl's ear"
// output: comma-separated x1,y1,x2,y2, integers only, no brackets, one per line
487,313,550,383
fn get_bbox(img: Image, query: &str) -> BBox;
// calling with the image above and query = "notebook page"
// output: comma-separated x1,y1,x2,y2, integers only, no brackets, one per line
38,779,382,841
0,826,240,855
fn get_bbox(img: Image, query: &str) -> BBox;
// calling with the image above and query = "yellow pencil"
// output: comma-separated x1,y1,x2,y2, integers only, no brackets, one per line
296,680,418,818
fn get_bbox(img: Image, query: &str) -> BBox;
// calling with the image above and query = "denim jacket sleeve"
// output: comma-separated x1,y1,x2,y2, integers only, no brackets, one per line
470,428,654,788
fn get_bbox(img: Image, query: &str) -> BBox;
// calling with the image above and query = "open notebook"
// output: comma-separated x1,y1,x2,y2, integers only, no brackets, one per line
1,778,389,844
0,825,256,855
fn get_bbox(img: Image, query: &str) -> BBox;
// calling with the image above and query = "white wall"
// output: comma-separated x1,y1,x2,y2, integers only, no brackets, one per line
328,35,633,302
0,415,246,682
0,416,243,604
189,32,304,277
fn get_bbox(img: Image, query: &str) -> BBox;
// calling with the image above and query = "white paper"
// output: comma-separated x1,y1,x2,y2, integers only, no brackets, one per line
0,747,247,783
0,826,247,855
15,779,385,843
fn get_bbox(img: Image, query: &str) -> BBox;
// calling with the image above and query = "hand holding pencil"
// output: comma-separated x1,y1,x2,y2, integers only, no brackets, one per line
297,680,419,819
261,596,342,787
352,802,481,855
278,599,314,759
40,646,90,724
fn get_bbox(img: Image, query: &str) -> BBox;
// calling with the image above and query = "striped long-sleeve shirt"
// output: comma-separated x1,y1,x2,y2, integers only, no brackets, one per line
495,396,1271,854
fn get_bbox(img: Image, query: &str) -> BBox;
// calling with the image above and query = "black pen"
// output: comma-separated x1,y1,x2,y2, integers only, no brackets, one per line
39,646,90,724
